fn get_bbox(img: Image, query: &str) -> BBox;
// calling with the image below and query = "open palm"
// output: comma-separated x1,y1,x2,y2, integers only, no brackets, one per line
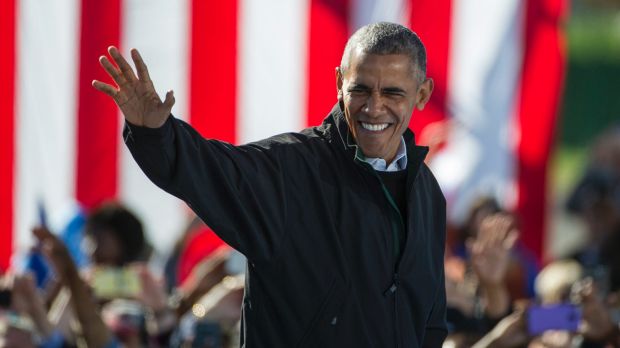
468,213,519,286
92,46,174,128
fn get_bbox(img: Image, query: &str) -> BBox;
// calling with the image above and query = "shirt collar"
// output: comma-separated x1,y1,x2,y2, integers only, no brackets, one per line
362,137,408,172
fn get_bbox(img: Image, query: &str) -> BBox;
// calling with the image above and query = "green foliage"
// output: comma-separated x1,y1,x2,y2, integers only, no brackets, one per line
568,12,620,63
559,10,620,148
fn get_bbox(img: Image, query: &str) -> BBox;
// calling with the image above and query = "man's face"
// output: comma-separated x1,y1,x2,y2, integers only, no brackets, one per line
337,51,433,163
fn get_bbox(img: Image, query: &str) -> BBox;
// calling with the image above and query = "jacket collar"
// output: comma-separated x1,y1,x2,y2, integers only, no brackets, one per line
322,102,429,174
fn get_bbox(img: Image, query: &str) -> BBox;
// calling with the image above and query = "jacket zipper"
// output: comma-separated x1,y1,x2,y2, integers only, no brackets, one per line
384,272,401,348
375,171,406,348
354,153,406,348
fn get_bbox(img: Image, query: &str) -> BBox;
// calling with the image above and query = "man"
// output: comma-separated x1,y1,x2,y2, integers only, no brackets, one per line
93,22,447,347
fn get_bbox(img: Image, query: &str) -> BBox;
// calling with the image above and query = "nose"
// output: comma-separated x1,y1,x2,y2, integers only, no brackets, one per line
362,92,384,117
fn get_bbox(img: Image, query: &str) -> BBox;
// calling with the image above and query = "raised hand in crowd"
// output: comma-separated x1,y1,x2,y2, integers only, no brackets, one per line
468,213,519,318
468,213,519,287
172,247,230,319
9,274,54,340
572,278,620,346
32,226,116,348
0,275,38,348
134,264,167,313
92,46,174,128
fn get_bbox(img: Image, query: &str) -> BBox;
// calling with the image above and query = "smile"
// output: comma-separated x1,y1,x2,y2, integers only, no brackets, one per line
360,122,390,132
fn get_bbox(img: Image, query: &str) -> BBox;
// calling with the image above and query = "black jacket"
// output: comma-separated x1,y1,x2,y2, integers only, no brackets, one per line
124,104,447,347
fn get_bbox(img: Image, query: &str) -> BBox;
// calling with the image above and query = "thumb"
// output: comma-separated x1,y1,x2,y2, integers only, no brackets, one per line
163,90,175,110
503,230,520,250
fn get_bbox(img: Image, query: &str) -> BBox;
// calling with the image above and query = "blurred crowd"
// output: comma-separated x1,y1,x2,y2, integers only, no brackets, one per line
0,205,243,348
443,126,620,348
1,126,619,347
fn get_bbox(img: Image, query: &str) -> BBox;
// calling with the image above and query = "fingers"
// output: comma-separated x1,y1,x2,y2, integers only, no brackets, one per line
92,80,118,98
580,278,596,302
503,230,520,250
99,55,127,87
131,48,151,82
478,213,519,250
32,226,53,242
163,90,175,110
108,46,138,83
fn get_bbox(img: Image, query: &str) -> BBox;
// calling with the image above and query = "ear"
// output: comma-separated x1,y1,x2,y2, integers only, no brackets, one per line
415,78,434,111
336,67,344,101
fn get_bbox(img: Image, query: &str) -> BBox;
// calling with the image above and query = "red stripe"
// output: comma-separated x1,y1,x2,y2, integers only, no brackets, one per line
76,0,122,209
189,0,238,143
306,0,349,127
407,0,452,138
0,0,16,271
516,0,568,258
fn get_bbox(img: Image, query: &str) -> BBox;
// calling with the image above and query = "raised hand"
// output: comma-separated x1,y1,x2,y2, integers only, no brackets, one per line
92,46,174,128
133,264,167,312
573,278,619,343
32,226,76,282
467,213,519,319
10,274,54,338
32,227,115,347
468,213,519,287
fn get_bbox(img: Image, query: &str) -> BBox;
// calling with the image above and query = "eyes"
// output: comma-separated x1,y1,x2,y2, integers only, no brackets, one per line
346,85,406,98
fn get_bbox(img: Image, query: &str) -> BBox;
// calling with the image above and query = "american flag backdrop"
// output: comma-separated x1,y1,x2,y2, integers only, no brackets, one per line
0,0,567,271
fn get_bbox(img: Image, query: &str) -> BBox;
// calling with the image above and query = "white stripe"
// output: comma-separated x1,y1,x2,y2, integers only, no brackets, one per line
350,0,408,32
238,0,308,143
431,0,524,223
120,0,190,254
15,0,80,256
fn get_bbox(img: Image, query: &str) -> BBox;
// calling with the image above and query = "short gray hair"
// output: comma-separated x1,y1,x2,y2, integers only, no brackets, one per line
340,22,427,83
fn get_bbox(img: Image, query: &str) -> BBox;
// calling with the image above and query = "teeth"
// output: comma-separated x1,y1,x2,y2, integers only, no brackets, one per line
361,122,389,132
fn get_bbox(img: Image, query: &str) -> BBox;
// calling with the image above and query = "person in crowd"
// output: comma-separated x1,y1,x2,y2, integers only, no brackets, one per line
7,218,237,348
566,126,620,294
448,197,538,300
83,202,150,267
444,212,519,346
78,202,167,346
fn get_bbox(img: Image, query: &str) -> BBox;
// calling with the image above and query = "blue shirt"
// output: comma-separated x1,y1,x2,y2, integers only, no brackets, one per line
362,137,408,172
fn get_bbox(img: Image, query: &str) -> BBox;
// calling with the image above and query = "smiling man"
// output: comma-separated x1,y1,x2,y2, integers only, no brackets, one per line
94,22,447,347
337,29,433,166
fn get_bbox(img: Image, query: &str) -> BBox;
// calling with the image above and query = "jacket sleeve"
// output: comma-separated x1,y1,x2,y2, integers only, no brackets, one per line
123,115,287,264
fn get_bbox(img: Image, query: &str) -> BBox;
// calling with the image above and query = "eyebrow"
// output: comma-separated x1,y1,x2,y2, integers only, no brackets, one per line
348,83,370,90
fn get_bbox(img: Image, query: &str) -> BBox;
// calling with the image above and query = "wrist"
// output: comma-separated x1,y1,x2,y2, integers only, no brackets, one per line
479,284,510,319
479,278,506,290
